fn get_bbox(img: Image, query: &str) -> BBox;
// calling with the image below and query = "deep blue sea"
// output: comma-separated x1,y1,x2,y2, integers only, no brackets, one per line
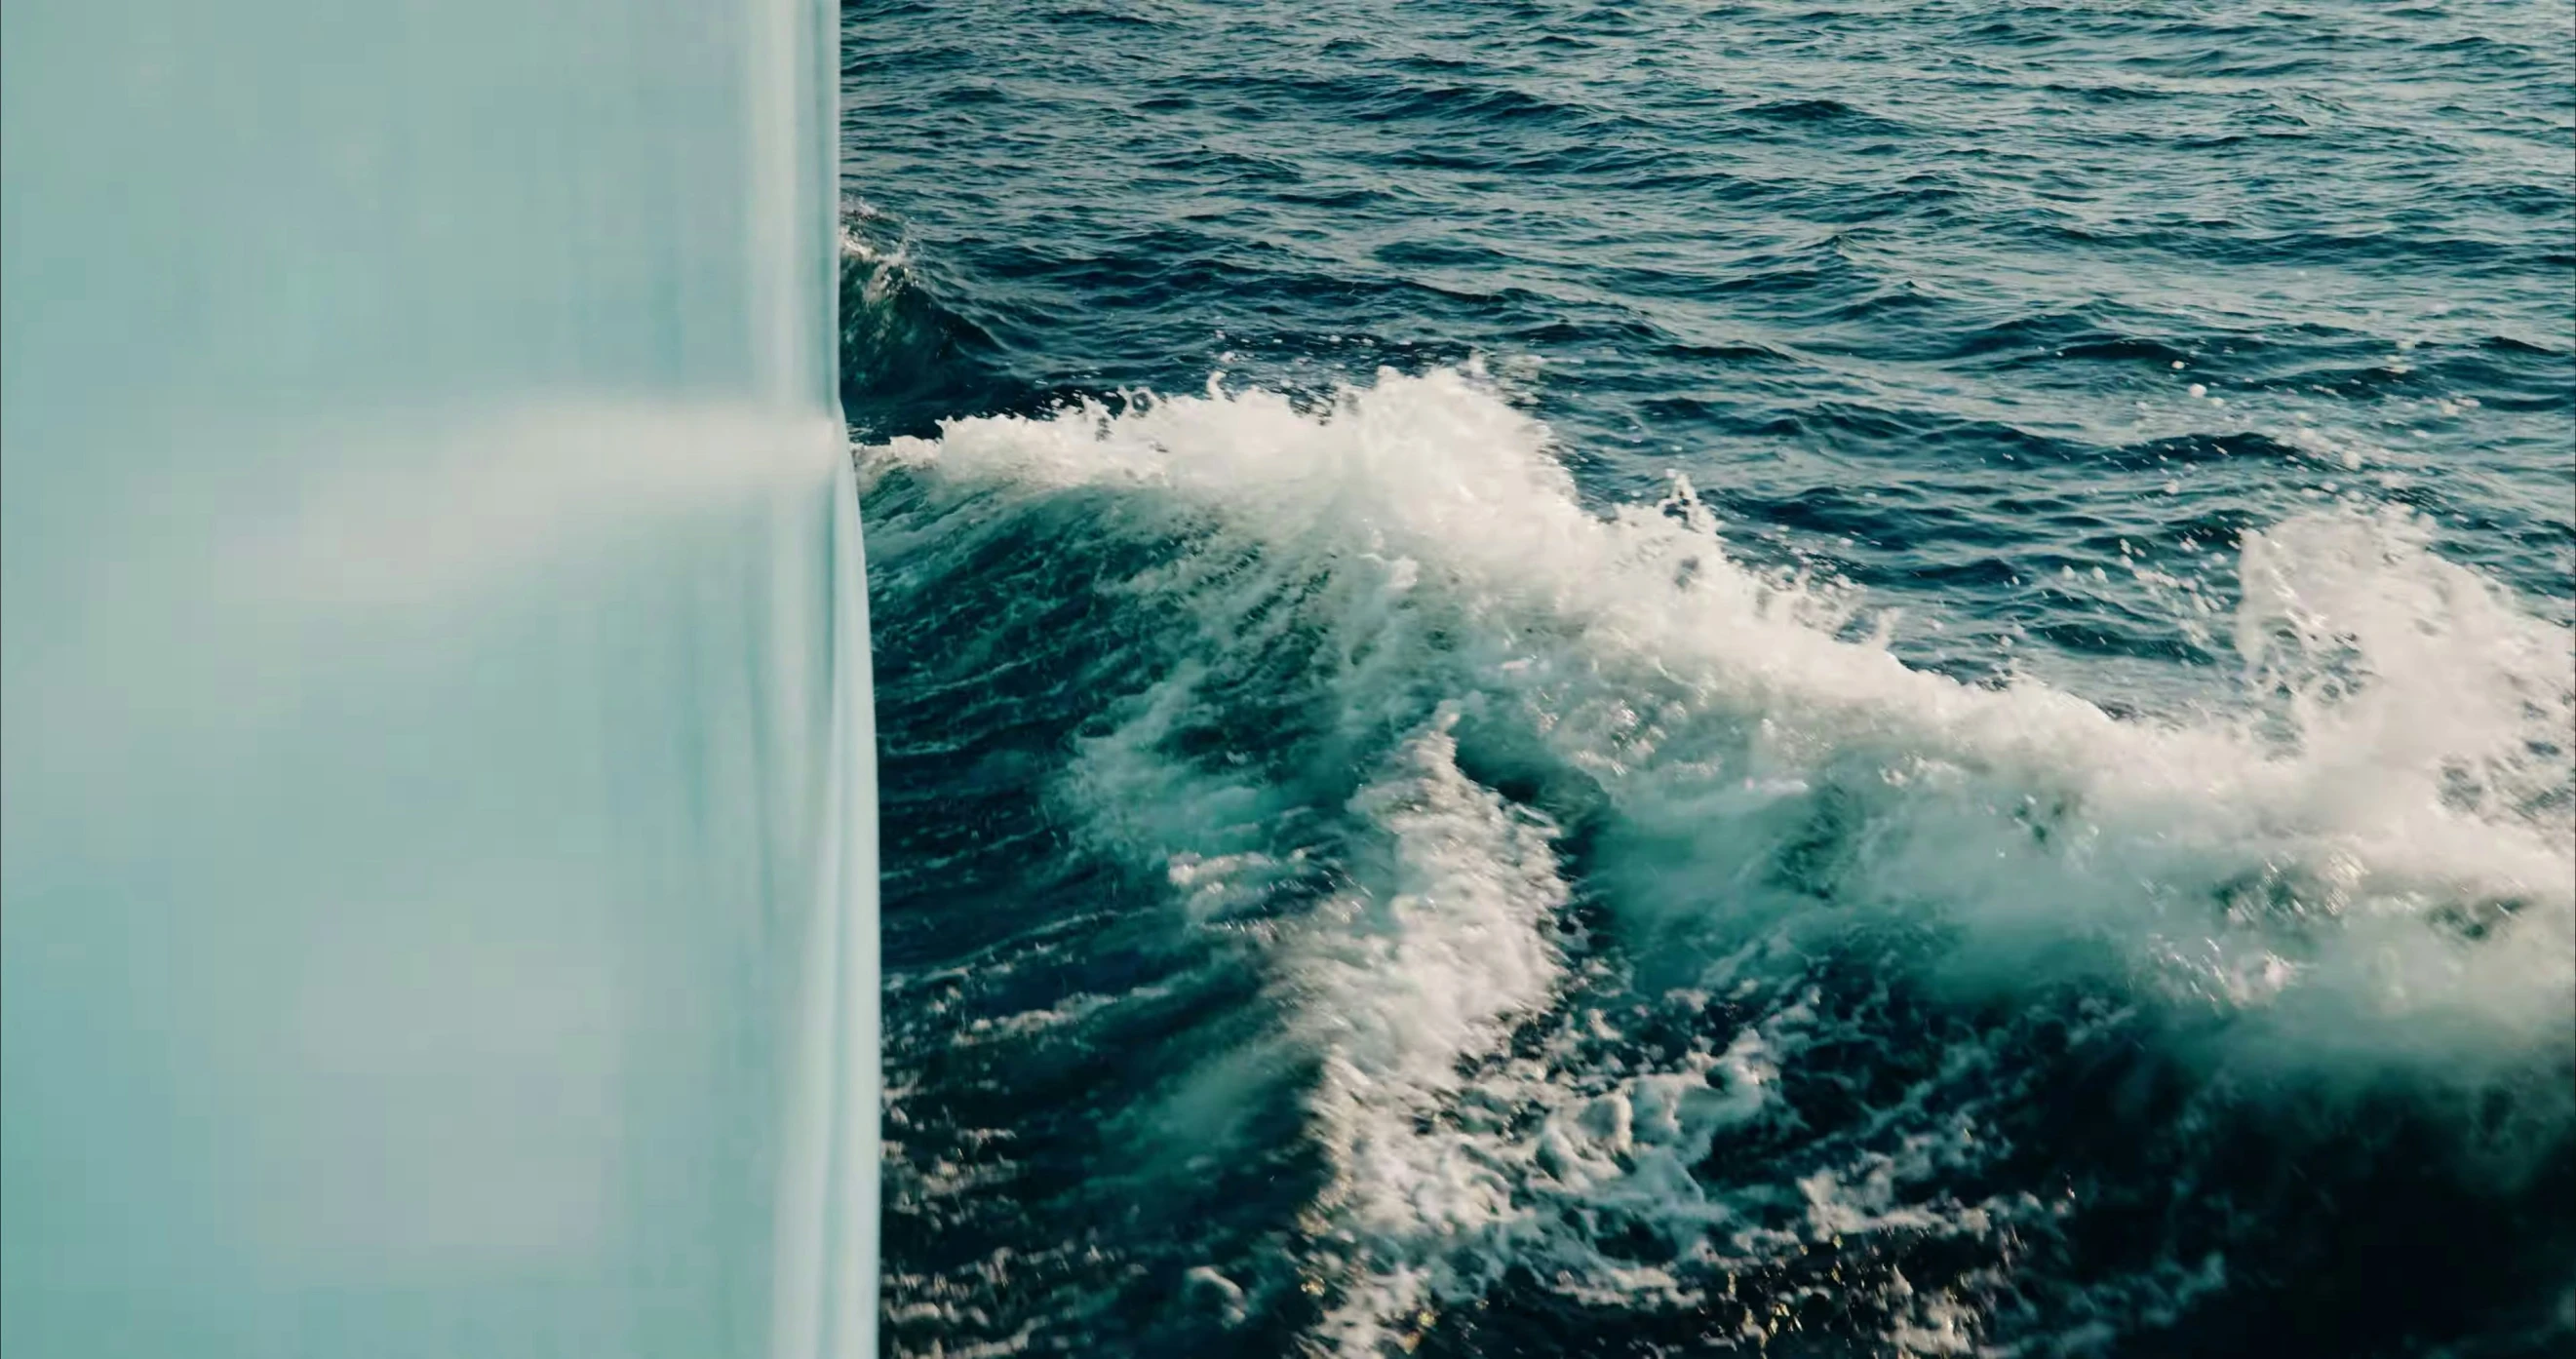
838,3,2576,1354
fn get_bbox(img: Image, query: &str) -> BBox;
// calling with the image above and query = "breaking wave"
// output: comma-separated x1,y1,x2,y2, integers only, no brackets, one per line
865,367,2575,1356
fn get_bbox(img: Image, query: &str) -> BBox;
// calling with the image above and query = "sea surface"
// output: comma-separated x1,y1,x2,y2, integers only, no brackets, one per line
838,3,2576,1354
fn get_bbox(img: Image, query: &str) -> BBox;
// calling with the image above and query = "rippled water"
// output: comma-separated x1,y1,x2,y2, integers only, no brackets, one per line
839,3,2575,1355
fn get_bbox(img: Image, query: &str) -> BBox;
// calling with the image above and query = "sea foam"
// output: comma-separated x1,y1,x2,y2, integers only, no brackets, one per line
864,365,2573,1350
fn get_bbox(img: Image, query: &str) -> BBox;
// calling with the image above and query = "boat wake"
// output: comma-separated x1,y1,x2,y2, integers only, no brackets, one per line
866,367,2573,1356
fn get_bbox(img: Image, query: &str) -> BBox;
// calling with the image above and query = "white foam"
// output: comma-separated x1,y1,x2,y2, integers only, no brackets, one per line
1288,715,1573,1351
867,366,2570,1022
863,365,2575,1346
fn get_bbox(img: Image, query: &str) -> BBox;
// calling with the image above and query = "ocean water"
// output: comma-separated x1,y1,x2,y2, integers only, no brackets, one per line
839,3,2576,1355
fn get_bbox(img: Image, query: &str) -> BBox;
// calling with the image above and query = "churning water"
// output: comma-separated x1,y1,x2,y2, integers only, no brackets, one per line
839,3,2576,1354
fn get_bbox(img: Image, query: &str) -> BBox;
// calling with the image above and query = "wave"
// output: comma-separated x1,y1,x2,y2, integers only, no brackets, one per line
839,211,1007,436
862,367,2574,1354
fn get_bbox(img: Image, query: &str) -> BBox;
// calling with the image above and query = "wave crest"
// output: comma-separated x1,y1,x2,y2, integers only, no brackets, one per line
863,366,2574,1352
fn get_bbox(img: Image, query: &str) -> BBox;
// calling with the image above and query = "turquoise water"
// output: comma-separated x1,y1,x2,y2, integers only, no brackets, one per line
844,2,2573,1355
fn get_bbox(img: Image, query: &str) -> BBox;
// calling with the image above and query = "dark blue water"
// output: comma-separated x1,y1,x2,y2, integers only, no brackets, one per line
840,4,2576,1355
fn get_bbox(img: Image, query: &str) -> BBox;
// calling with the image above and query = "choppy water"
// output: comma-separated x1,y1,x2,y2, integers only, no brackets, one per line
839,3,2576,1354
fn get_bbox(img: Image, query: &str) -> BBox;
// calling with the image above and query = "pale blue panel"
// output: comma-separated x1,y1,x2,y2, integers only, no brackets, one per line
1,3,875,1357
